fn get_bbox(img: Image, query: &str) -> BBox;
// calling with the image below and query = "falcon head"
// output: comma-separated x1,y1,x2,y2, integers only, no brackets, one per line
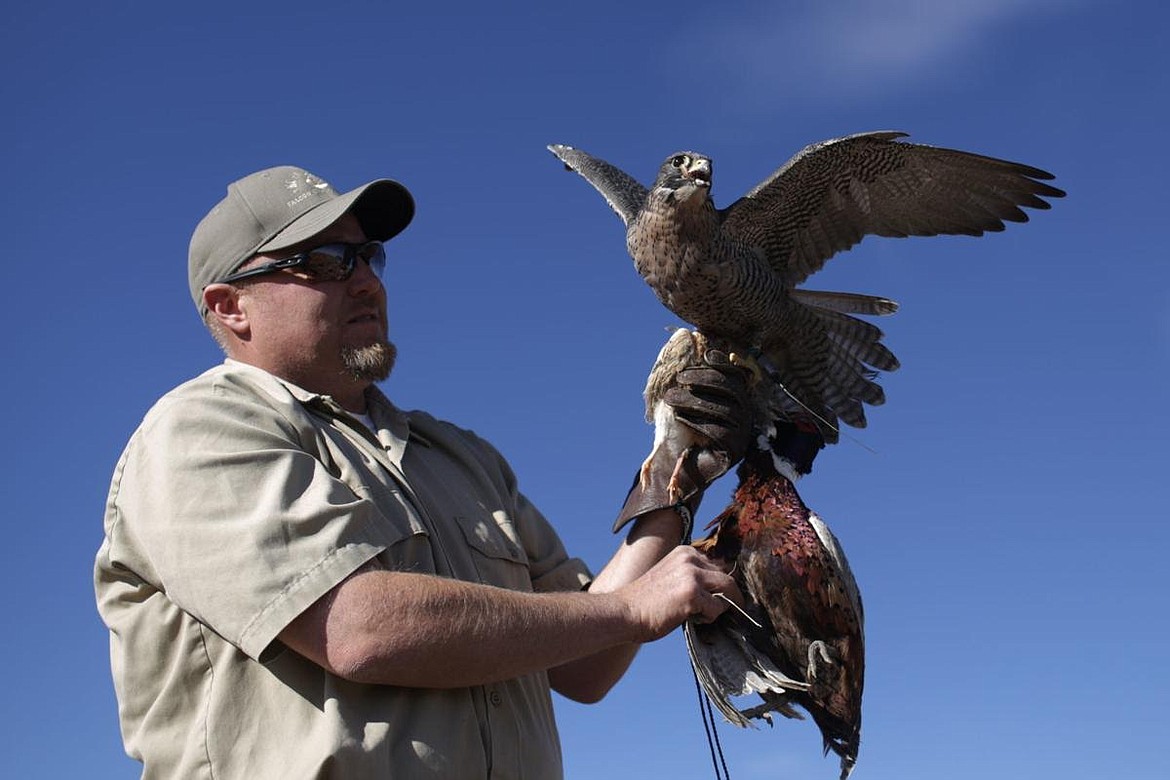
654,151,712,202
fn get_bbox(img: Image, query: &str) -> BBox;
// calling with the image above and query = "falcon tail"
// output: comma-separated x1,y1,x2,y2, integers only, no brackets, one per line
761,289,900,443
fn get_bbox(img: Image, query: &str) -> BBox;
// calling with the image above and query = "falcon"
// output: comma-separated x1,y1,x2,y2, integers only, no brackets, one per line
548,131,1064,440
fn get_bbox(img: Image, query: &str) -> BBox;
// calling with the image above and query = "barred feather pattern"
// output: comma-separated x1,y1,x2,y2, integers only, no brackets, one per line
548,132,1062,440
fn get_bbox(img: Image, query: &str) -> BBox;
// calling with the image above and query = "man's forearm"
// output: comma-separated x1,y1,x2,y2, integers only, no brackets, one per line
548,508,690,702
281,567,639,688
280,508,730,697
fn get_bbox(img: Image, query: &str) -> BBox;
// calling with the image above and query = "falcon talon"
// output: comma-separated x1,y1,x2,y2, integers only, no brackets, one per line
728,351,765,386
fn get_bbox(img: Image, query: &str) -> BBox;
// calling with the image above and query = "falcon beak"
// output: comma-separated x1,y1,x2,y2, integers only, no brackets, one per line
685,159,712,188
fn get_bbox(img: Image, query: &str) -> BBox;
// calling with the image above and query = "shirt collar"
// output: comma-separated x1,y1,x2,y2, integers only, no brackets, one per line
220,358,433,453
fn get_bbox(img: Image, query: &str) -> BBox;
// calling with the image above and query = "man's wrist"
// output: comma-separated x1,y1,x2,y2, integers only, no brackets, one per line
627,504,694,546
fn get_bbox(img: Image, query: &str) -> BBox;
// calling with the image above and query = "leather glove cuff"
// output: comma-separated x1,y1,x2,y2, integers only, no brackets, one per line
613,443,739,538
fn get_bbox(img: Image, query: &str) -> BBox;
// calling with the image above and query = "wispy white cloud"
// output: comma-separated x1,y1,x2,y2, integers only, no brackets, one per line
700,0,1082,104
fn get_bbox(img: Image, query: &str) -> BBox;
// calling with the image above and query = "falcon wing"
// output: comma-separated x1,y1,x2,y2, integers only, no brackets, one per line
547,144,649,226
719,131,1065,287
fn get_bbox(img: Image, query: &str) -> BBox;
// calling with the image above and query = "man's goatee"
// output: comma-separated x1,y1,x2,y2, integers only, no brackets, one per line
341,341,396,382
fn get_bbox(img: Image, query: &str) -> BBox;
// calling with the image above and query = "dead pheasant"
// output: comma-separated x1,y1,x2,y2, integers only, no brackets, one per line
686,427,863,780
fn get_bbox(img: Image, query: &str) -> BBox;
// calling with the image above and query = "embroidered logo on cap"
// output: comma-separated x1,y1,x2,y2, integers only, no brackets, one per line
284,172,333,208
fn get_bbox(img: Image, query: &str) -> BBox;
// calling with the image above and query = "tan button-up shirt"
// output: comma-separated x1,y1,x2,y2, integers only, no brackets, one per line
95,360,592,778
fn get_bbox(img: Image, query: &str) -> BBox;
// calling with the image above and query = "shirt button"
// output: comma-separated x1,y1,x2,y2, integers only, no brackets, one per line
489,690,503,707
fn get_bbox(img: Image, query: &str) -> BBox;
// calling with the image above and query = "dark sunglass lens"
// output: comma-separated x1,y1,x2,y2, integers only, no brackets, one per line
302,246,352,281
359,242,387,276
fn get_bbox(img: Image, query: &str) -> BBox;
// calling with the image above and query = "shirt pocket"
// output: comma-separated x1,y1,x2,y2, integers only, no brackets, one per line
352,483,436,575
453,511,532,592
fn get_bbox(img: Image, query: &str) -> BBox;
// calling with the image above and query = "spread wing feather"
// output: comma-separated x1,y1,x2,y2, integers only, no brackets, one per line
547,144,648,226
719,131,1065,287
787,289,899,317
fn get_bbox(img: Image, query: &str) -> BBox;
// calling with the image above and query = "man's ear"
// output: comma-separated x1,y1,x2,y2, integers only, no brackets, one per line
203,284,251,340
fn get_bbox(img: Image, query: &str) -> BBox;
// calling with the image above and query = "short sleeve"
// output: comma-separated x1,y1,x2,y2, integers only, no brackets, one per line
510,491,592,593
104,374,387,660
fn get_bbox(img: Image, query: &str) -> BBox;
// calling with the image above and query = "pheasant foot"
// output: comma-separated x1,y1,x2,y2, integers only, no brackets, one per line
807,640,833,680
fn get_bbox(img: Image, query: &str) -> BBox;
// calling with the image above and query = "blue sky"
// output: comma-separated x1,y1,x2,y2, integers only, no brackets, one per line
3,1,1167,777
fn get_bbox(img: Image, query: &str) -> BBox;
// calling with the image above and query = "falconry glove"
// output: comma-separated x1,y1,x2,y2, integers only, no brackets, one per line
614,339,754,538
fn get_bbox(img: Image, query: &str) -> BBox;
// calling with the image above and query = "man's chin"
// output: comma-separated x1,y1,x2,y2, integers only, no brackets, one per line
341,341,397,383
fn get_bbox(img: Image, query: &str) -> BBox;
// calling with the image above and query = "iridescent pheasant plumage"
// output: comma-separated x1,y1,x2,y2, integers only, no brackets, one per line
687,449,864,780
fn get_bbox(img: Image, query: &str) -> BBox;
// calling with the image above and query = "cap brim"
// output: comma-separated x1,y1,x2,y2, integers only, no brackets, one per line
258,179,414,253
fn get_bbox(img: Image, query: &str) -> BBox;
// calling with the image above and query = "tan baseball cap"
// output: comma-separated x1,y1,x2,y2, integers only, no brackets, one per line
188,165,414,314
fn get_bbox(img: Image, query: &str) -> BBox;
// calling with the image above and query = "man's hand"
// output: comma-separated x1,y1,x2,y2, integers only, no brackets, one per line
612,545,742,642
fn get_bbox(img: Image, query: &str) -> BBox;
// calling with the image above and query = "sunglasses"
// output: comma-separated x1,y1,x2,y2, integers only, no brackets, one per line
218,241,386,285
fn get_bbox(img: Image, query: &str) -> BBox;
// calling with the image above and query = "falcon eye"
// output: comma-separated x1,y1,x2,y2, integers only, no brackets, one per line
671,155,688,167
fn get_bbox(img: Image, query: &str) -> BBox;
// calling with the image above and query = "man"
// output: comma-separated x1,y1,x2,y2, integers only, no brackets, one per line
95,165,751,778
